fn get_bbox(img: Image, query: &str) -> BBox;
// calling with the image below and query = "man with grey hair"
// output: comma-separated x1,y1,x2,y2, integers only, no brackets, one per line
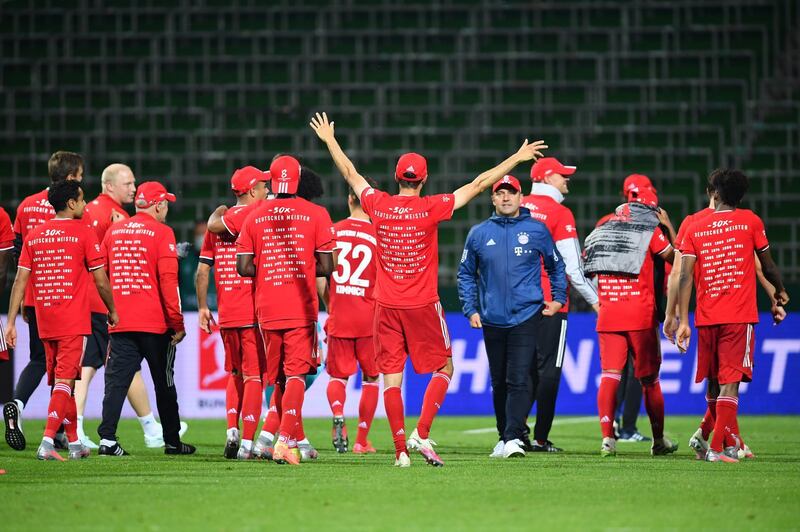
78,164,186,450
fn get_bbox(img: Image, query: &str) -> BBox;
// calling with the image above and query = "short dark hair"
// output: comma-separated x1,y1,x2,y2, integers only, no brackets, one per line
710,168,749,207
48,179,83,212
48,151,84,183
398,180,422,190
297,166,324,201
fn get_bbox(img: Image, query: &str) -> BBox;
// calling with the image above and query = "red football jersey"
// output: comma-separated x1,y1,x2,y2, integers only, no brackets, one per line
84,194,131,314
199,205,257,329
236,197,334,330
521,194,578,313
326,217,378,338
13,189,56,306
18,218,105,339
0,207,13,251
675,207,714,250
359,188,454,309
103,212,185,334
680,209,769,327
221,201,261,236
596,227,671,332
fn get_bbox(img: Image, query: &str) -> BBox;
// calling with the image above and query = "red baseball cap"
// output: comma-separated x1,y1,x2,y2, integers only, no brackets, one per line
135,181,176,207
628,187,659,208
230,166,269,195
623,174,657,195
530,157,576,182
270,155,302,194
492,174,521,193
395,152,428,182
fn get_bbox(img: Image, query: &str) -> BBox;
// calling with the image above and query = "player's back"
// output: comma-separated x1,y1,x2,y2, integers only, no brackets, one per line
358,187,454,309
0,207,13,251
84,193,129,242
327,217,377,338
13,189,54,240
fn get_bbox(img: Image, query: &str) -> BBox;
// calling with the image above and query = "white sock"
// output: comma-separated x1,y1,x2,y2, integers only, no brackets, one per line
298,438,309,445
241,439,252,451
43,436,54,445
260,430,274,441
100,439,117,447
14,399,24,431
226,427,239,440
137,413,160,436
77,415,85,435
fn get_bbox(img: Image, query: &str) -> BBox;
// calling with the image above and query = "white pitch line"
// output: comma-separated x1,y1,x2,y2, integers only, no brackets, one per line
463,416,596,435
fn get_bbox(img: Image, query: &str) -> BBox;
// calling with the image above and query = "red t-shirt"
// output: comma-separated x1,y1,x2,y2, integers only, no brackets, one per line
675,207,714,251
680,209,769,327
13,189,56,306
199,205,257,329
84,194,131,314
18,218,105,339
521,194,578,313
236,197,335,329
221,201,261,236
596,227,671,332
0,207,13,251
102,212,185,334
359,188,454,309
326,217,378,338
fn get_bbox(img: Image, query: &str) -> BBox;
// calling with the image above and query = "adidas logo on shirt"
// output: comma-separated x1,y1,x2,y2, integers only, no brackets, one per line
486,239,496,246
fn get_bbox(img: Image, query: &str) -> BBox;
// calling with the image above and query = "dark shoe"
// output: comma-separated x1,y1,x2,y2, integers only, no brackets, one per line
3,401,26,451
532,440,563,453
98,442,130,456
520,435,535,453
165,442,196,455
53,430,69,450
224,437,239,459
331,417,348,453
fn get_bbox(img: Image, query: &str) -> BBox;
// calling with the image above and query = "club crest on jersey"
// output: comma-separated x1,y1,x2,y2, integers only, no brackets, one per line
517,232,529,245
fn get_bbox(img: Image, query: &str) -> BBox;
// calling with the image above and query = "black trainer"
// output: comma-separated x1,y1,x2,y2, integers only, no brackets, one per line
53,430,69,450
520,435,535,453
223,438,239,459
165,442,196,455
3,401,26,451
332,417,348,453
98,442,130,456
532,440,563,453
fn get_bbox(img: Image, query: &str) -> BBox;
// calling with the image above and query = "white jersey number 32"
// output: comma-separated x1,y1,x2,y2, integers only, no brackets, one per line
332,242,372,288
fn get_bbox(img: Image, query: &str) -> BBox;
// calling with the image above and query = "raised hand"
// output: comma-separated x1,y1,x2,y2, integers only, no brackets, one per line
515,139,548,162
309,112,336,143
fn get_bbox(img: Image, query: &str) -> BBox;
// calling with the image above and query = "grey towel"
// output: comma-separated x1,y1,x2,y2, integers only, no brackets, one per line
584,202,660,276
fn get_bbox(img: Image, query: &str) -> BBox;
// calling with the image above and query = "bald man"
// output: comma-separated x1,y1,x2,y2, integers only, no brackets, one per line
78,164,186,449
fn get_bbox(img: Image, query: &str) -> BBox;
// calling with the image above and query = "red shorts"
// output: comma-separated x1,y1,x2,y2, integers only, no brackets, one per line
696,324,755,385
220,327,266,378
43,335,87,386
598,328,661,379
260,325,318,385
374,302,452,375
326,336,378,379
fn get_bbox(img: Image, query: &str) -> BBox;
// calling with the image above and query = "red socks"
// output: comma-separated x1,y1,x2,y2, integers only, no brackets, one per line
597,372,621,439
642,379,665,440
417,372,450,439
261,387,281,436
63,391,78,443
700,396,717,440
711,395,739,452
277,377,305,441
226,374,244,430
357,382,380,446
383,386,407,457
296,411,306,441
326,378,347,418
45,383,72,440
240,377,263,441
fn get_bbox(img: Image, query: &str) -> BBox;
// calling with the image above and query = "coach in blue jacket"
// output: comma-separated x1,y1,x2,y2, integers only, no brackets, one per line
457,175,567,459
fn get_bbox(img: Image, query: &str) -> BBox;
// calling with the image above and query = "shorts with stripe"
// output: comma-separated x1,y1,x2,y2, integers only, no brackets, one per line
326,336,378,379
221,326,266,378
696,323,755,385
373,301,452,375
260,324,319,385
598,327,661,379
534,313,568,379
43,335,87,385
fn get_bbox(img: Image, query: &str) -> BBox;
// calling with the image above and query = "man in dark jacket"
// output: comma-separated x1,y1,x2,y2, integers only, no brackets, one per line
457,175,567,459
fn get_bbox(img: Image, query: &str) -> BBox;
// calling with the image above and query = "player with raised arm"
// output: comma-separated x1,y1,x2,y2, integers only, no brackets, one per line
318,186,380,454
311,112,546,467
4,180,118,461
196,166,269,459
675,169,788,463
236,155,335,466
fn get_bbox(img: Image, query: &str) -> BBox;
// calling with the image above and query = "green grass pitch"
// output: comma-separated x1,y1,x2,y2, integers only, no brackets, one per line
2,416,799,530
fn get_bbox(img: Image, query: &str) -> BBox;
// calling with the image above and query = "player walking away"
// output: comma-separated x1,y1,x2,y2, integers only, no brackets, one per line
4,151,83,451
457,175,567,459
586,187,679,457
519,158,599,453
236,155,335,466
311,111,547,467
0,207,13,363
77,163,179,450
196,166,269,459
676,169,788,463
97,182,194,456
318,186,380,454
3,180,118,461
